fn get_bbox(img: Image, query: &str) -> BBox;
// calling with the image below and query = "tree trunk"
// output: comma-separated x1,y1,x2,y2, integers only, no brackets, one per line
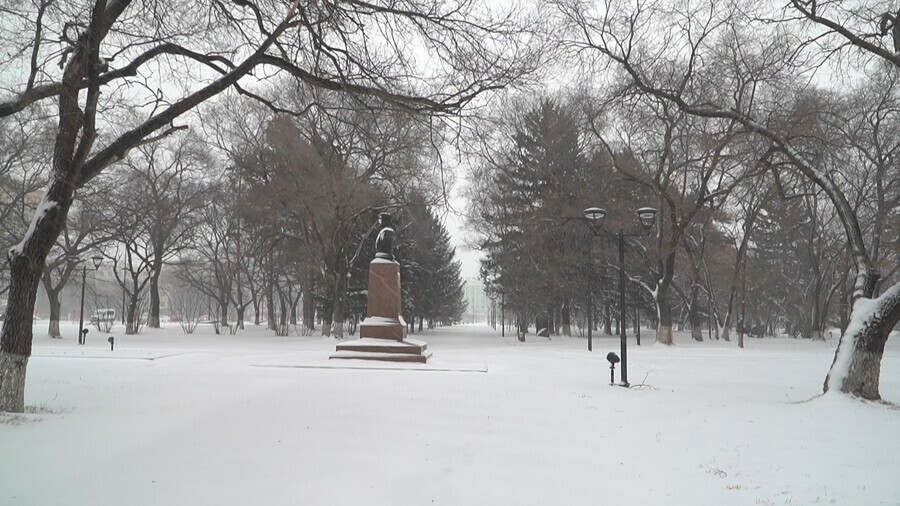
562,302,572,336
321,310,332,338
126,295,139,335
0,351,29,414
47,289,62,339
149,267,161,328
290,295,298,325
236,305,246,330
655,250,676,345
331,271,347,339
517,312,527,342
603,303,612,335
634,305,641,345
266,281,276,332
824,281,900,400
278,292,288,336
657,295,674,345
219,291,229,327
719,308,732,342
690,288,703,342
1,176,77,412
303,292,315,331
41,272,63,339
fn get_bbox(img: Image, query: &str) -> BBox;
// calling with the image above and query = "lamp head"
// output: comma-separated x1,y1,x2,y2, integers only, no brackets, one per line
606,352,620,364
636,207,658,231
582,207,607,227
91,255,103,269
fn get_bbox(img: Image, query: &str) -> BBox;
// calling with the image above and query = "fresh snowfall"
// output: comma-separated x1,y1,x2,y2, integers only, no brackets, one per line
1,322,898,506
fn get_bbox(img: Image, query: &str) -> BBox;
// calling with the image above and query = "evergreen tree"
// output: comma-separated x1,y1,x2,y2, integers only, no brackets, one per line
401,195,466,329
476,98,591,336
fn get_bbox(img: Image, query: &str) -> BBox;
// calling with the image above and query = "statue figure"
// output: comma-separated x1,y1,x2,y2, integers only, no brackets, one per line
375,212,395,261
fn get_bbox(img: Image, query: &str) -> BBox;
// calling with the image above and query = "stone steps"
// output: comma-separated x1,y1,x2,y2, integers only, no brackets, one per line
329,348,433,363
334,338,427,355
331,338,431,363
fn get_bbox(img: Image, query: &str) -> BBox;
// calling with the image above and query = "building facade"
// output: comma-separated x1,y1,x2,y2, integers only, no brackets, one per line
463,278,491,324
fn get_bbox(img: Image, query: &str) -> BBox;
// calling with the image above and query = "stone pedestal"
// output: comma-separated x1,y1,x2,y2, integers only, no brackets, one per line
331,259,431,363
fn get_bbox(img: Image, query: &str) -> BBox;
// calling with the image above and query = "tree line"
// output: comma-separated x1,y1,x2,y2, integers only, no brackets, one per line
1,90,468,339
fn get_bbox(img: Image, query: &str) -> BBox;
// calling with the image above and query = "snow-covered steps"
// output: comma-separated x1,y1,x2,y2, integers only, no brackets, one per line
330,338,432,363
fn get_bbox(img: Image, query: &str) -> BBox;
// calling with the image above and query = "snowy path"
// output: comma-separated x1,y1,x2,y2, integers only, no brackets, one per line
1,323,898,505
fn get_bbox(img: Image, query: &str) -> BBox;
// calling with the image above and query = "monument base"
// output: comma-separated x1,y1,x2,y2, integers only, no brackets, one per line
331,252,430,363
358,315,408,341
330,337,432,363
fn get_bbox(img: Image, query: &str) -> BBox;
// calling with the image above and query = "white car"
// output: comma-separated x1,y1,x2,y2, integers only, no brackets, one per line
89,309,117,325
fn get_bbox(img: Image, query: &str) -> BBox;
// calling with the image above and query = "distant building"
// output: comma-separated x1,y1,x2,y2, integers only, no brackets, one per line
463,278,491,323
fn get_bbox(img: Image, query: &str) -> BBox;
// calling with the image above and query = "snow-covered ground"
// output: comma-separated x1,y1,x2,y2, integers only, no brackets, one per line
2,322,899,505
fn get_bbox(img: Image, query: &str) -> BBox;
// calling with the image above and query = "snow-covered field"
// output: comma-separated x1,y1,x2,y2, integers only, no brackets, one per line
2,322,899,505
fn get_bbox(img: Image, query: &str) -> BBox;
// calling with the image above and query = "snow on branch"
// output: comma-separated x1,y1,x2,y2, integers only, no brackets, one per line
8,194,57,261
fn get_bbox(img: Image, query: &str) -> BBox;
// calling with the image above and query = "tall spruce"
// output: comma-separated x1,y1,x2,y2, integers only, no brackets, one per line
477,99,589,336
400,196,466,330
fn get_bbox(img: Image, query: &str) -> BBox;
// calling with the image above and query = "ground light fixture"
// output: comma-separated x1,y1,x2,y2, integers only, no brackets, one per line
606,352,620,385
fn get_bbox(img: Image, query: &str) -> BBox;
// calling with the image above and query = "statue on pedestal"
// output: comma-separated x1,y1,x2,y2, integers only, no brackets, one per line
330,210,431,362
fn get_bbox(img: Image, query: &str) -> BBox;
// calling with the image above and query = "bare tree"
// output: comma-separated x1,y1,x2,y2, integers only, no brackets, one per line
176,182,240,329
118,134,210,328
591,93,757,345
255,117,383,339
169,282,203,334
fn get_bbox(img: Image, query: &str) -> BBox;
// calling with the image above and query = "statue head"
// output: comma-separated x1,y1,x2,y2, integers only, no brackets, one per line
375,212,396,261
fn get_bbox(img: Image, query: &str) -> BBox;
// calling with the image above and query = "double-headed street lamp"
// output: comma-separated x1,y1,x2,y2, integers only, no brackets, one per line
582,206,657,387
77,255,104,345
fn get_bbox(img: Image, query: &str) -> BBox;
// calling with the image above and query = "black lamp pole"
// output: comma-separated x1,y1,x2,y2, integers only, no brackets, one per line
121,270,126,325
618,228,628,386
77,264,86,345
582,208,607,352
587,255,593,352
500,294,504,337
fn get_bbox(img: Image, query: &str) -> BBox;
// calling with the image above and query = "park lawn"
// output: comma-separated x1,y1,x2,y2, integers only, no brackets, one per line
1,322,898,505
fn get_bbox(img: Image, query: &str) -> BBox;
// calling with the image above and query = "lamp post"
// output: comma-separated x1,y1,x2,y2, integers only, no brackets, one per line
500,293,505,337
582,207,607,352
77,255,103,345
582,206,657,386
121,267,126,325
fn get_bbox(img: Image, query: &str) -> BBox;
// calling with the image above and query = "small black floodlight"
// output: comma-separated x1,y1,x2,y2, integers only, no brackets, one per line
607,352,620,385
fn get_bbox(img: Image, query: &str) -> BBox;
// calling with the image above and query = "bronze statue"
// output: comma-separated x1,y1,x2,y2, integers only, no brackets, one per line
375,212,396,261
